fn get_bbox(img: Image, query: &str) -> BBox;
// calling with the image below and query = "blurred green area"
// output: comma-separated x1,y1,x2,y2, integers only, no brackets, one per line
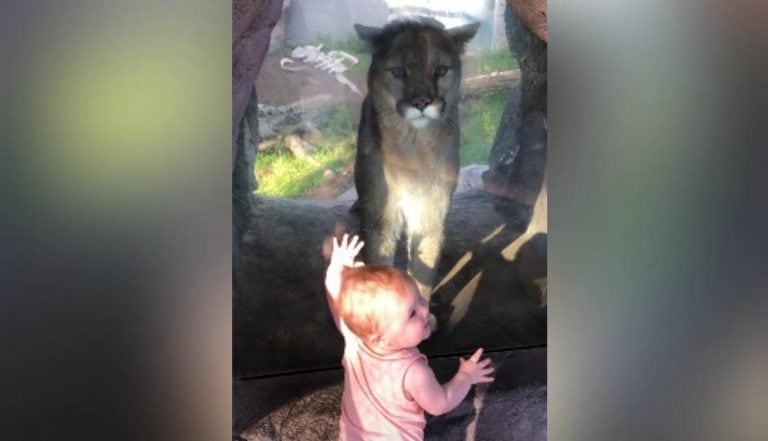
460,89,508,165
21,11,229,223
255,136,356,199
464,49,519,75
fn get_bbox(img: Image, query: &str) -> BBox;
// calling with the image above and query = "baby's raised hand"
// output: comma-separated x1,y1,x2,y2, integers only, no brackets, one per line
326,234,365,299
330,234,365,269
458,348,495,384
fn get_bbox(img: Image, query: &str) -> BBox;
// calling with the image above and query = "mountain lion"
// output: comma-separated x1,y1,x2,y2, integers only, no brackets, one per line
352,17,479,300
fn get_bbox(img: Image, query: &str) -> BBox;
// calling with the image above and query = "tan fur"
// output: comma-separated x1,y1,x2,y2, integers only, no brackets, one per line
353,19,479,300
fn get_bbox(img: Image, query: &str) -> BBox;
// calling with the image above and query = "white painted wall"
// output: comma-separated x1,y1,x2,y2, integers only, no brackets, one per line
282,0,503,49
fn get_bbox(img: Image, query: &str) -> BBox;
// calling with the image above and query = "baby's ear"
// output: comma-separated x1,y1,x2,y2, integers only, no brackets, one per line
448,22,480,52
368,332,385,347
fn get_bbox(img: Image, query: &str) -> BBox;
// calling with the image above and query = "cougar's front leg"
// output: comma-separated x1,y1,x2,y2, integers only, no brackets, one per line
408,230,445,301
406,203,448,301
361,202,401,267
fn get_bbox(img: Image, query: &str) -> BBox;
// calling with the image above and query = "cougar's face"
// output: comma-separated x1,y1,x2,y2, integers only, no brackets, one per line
373,27,462,129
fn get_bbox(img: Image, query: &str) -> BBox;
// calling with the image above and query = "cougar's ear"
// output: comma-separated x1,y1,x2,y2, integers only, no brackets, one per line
354,23,383,44
448,22,480,52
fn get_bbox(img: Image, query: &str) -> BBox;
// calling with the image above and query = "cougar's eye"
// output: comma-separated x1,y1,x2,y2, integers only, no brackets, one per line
434,65,449,77
389,67,406,79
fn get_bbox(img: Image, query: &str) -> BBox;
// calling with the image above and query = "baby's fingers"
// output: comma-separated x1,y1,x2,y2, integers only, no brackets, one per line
351,236,364,254
480,366,495,377
341,233,349,249
469,348,484,363
478,358,492,368
334,234,349,251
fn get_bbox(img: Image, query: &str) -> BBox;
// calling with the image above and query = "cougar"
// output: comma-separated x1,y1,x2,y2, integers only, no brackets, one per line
352,17,479,300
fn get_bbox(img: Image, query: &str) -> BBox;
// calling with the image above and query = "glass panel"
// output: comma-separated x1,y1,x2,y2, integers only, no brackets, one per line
234,0,546,378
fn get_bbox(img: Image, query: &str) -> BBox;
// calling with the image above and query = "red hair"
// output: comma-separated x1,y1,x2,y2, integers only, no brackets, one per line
339,265,414,339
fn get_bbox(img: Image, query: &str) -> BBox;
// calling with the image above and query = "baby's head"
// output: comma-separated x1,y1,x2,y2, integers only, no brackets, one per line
339,265,432,351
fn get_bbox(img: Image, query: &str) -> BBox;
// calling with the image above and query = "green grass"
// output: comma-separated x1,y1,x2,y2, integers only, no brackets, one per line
256,106,356,198
322,105,355,137
256,135,356,198
465,49,519,76
315,36,367,57
459,89,508,165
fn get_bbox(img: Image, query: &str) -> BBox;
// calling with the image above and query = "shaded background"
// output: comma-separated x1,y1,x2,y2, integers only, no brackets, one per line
2,0,767,441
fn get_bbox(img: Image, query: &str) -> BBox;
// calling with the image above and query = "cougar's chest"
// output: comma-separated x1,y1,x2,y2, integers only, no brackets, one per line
379,128,458,197
381,124,458,173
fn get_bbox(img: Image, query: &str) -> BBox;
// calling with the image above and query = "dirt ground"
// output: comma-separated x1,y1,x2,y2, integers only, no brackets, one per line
256,53,367,114
256,54,367,199
305,162,355,200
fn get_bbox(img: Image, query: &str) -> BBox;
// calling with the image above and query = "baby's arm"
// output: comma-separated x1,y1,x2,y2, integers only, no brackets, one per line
404,348,494,416
325,234,364,330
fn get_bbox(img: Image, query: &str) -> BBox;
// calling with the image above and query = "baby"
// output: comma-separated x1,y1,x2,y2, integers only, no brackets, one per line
325,234,495,441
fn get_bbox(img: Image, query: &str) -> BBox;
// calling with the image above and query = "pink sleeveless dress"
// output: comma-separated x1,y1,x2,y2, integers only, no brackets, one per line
338,319,427,441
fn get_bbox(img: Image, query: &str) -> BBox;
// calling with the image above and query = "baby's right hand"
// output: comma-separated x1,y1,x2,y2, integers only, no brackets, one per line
458,348,495,384
330,234,365,269
325,234,365,304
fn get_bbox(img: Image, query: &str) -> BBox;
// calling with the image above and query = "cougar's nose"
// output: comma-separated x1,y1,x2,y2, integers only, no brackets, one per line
412,97,432,111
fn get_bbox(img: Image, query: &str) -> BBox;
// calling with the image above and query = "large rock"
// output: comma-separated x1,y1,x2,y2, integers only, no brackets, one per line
233,190,546,377
233,0,285,148
508,0,548,42
483,3,547,212
232,0,284,272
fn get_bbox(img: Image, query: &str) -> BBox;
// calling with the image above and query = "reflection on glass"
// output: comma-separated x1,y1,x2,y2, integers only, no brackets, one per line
235,0,545,378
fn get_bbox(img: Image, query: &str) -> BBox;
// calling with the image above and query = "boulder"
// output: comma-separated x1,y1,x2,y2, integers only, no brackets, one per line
232,0,285,272
508,0,548,42
484,2,547,212
234,190,546,376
